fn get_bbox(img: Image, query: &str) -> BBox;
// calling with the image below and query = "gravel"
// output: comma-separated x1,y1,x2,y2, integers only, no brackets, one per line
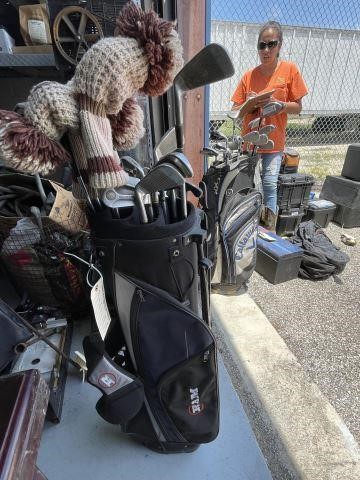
247,221,360,444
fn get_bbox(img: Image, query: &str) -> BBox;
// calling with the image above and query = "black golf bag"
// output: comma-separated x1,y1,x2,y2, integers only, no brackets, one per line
200,153,262,293
83,203,219,453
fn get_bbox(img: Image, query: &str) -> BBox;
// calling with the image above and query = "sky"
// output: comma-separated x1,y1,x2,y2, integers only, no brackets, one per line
211,0,360,30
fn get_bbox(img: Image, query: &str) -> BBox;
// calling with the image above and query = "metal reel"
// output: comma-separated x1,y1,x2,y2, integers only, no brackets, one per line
53,6,103,66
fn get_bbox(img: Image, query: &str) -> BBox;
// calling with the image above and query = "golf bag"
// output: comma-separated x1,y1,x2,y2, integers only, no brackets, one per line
83,203,219,453
200,153,262,293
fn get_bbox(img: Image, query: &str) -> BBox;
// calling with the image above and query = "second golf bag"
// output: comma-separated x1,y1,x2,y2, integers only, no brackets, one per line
83,203,219,453
200,153,262,293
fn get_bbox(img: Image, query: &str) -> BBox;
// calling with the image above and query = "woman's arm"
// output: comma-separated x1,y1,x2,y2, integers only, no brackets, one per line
282,98,303,115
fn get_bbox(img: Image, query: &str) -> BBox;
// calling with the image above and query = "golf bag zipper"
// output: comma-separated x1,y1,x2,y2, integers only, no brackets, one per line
130,287,186,443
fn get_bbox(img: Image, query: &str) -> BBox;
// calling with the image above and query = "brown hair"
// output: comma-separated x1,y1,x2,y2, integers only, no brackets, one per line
257,20,283,46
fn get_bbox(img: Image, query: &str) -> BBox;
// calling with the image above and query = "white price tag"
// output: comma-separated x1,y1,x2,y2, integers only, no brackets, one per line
90,277,111,340
27,19,47,44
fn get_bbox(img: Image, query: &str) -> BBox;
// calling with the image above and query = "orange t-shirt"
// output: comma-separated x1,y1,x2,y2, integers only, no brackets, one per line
231,61,308,153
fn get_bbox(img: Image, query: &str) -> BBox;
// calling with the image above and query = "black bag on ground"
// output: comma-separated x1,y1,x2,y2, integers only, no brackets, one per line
291,220,349,280
84,203,219,453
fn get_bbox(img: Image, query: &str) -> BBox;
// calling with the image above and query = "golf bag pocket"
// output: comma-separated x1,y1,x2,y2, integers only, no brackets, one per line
114,272,219,444
83,333,145,425
96,380,145,425
213,190,262,287
159,345,218,443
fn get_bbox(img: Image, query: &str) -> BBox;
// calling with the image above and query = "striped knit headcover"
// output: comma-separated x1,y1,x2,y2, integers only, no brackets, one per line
0,2,183,192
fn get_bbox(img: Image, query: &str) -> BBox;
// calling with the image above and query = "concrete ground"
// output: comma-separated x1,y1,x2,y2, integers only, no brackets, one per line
212,288,360,480
248,222,360,444
38,321,272,480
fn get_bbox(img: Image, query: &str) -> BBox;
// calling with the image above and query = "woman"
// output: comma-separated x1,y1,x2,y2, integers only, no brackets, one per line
231,20,308,231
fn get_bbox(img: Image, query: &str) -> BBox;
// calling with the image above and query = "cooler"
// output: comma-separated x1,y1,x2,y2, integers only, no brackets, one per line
303,199,336,228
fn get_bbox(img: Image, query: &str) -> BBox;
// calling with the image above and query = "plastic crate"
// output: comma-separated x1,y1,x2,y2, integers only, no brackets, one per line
277,173,314,210
276,208,305,236
303,199,336,228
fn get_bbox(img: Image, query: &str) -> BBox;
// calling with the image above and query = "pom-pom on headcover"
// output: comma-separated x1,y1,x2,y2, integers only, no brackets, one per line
115,2,183,97
0,109,70,175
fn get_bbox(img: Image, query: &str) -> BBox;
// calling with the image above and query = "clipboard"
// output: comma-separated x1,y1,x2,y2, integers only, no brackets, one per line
237,89,275,118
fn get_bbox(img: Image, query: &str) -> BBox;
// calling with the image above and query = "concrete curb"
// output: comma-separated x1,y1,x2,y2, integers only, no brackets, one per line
212,293,360,480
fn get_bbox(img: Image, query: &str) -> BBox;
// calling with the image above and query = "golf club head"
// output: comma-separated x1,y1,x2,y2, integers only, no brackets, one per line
120,156,145,178
158,151,193,178
259,124,276,135
248,117,260,129
227,109,240,120
211,130,228,143
200,147,219,157
242,131,260,143
102,177,140,206
174,43,234,92
135,163,184,223
102,189,151,209
260,139,275,150
174,44,235,150
154,127,178,163
253,133,269,146
262,101,283,118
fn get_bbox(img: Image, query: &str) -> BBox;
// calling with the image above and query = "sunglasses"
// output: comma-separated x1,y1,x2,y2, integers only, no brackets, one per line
258,40,279,50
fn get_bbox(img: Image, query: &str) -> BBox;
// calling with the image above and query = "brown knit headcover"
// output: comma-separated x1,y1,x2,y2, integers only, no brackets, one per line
0,1,183,192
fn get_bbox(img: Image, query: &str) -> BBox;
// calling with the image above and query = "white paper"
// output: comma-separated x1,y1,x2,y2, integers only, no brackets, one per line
90,277,111,340
28,19,47,44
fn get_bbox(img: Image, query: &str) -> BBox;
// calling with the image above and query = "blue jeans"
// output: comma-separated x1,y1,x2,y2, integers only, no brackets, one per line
261,152,283,214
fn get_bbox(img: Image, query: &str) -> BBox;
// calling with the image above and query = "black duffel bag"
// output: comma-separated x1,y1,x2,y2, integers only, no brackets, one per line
291,220,349,280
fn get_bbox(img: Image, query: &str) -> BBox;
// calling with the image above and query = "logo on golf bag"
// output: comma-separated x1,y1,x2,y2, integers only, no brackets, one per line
234,220,258,261
98,372,117,388
188,387,205,415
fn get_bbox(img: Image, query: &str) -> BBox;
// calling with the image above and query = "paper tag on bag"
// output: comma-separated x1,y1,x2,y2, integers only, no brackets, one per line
90,277,111,340
27,20,47,44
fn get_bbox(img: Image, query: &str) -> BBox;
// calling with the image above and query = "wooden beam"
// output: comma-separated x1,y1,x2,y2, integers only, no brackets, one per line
177,0,207,188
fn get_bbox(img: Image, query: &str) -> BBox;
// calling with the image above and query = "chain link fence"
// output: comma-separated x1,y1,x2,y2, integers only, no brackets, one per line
209,0,360,176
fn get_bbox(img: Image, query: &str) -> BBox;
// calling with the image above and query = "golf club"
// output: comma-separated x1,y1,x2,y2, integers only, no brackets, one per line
173,43,234,150
259,124,275,135
120,156,145,179
135,163,185,223
154,127,178,163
